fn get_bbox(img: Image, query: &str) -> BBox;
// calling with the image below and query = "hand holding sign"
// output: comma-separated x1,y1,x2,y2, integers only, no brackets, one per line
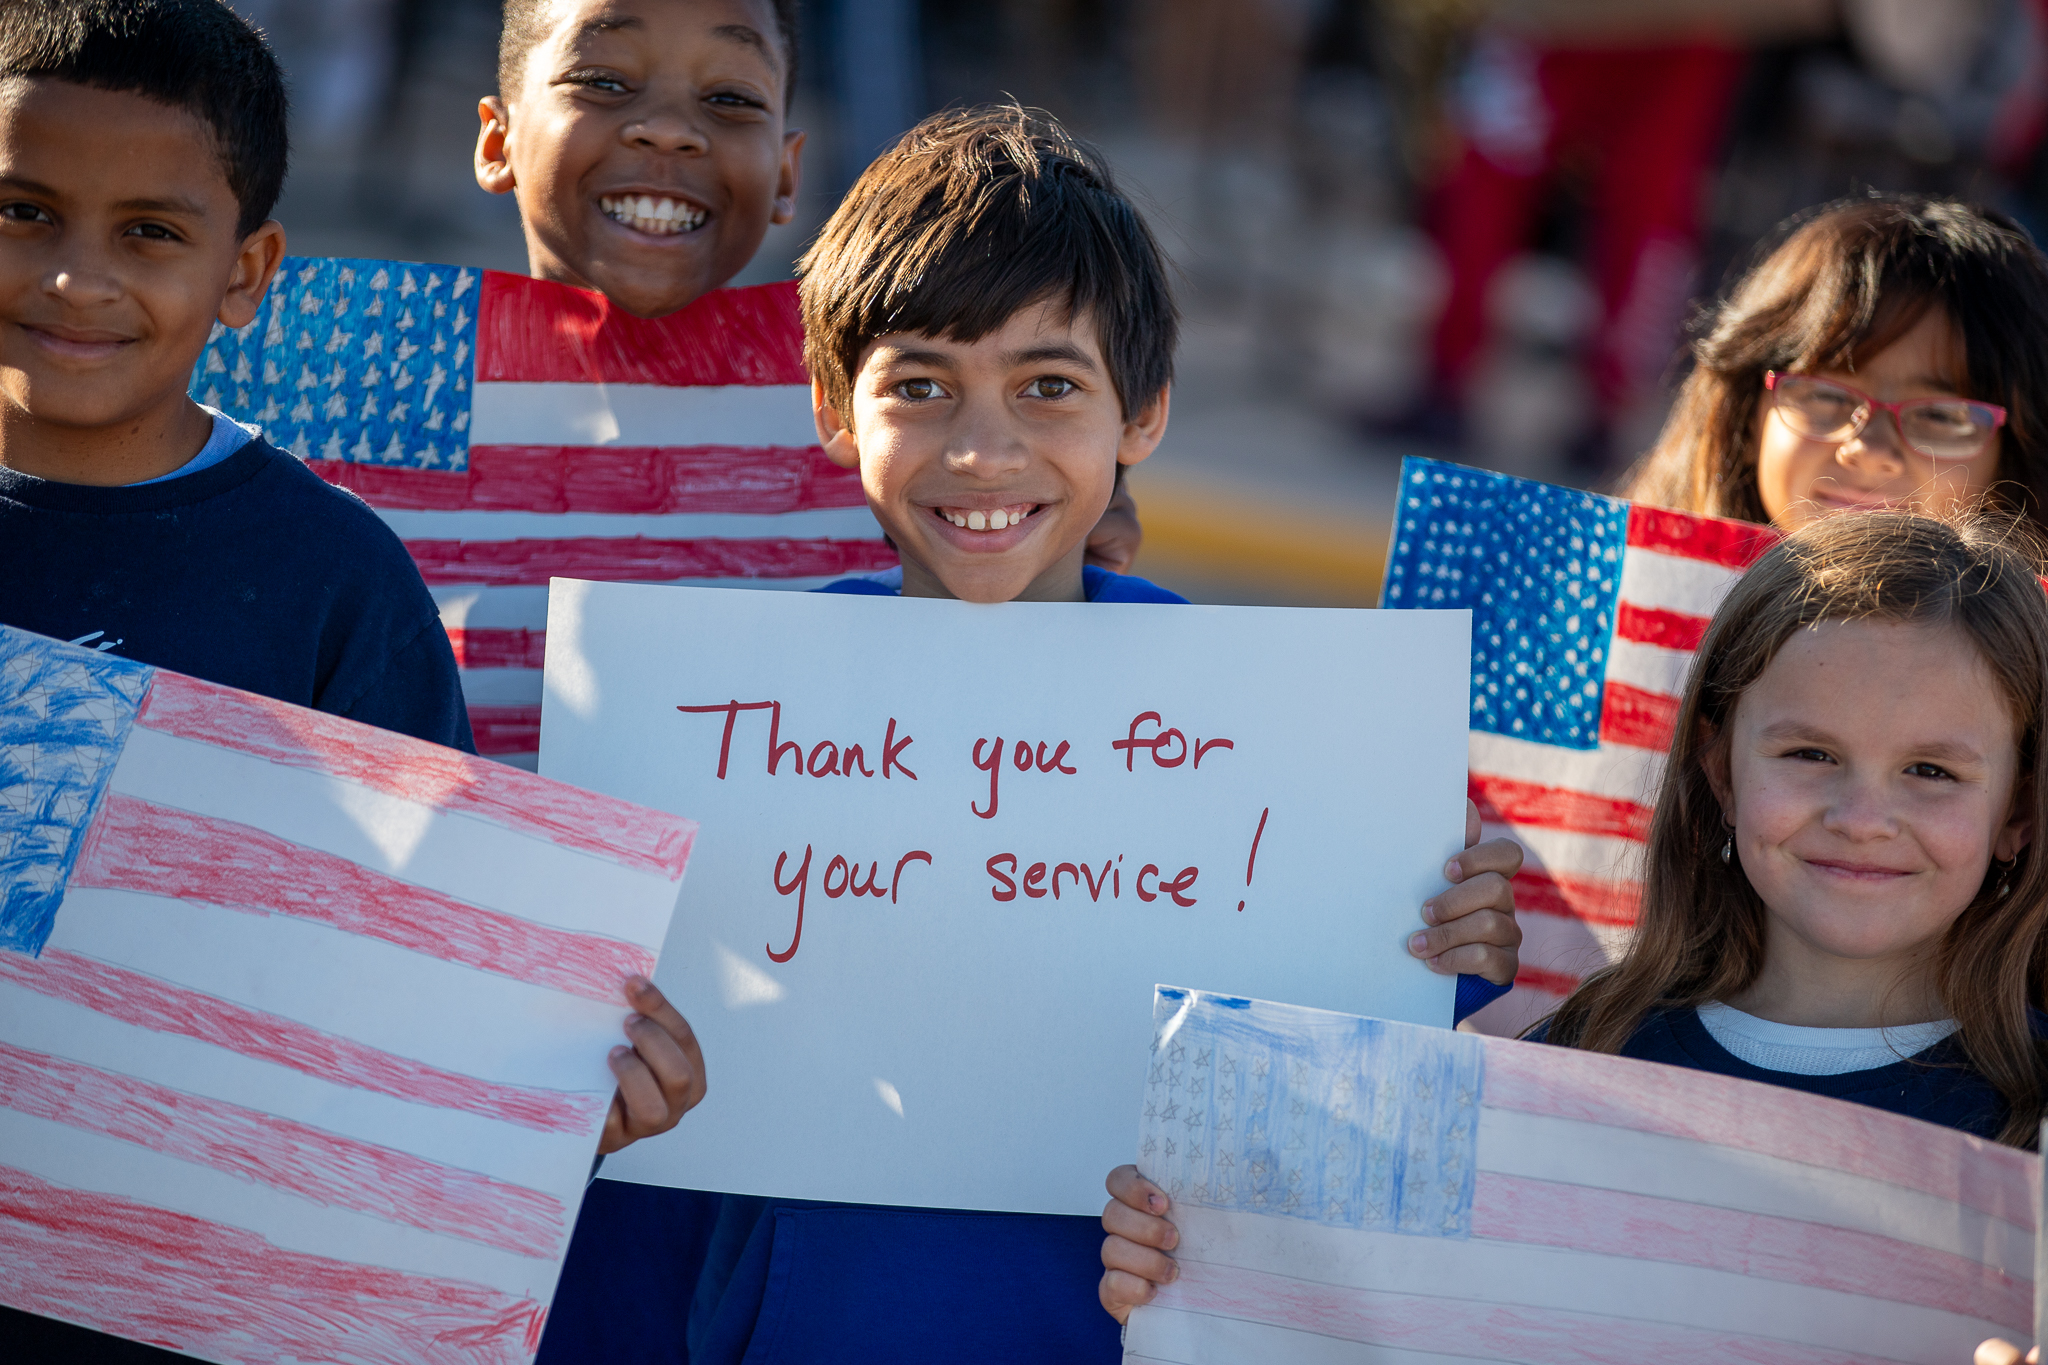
541,581,1474,1214
1416,801,1524,984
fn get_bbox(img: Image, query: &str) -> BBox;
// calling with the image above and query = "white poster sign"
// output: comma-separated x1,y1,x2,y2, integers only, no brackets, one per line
541,581,1470,1215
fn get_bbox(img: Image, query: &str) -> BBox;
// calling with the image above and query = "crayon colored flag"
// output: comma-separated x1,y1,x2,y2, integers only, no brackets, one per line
192,258,891,768
1380,458,1779,1028
1126,988,2034,1363
0,623,694,1362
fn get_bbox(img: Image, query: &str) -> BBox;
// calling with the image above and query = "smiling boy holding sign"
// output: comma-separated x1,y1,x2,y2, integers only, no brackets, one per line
541,105,1520,1362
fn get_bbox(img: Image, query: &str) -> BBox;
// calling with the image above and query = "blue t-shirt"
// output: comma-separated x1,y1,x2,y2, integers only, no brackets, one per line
127,405,256,485
817,563,1192,603
535,564,1512,1365
0,436,472,752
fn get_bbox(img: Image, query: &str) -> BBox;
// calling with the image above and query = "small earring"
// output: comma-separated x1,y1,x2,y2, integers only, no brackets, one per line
1720,833,1733,865
1995,858,2015,900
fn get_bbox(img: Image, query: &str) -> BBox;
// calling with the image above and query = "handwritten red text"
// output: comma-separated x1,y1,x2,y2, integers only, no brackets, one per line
970,735,1079,819
1112,712,1234,772
678,700,917,781
768,846,932,962
985,853,1199,907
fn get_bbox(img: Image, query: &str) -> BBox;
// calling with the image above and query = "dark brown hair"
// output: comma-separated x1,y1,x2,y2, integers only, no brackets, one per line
1624,196,2048,529
1542,512,2048,1146
0,0,288,237
797,104,1178,423
498,0,800,106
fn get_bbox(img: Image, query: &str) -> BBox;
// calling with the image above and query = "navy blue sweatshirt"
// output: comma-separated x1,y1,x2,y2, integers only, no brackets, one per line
0,436,472,753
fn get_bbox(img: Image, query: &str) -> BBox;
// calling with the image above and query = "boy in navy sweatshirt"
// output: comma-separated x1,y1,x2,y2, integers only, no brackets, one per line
0,3,702,1358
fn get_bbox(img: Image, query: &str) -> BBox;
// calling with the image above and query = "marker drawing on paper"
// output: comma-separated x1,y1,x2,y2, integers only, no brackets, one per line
1128,988,2036,1364
0,624,694,1363
1382,457,1782,1026
193,257,892,766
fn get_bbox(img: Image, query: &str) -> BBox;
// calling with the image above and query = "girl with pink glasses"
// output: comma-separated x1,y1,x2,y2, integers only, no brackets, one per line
1623,195,2048,533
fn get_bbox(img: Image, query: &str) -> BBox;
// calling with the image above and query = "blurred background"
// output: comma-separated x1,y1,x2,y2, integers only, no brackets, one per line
233,0,2048,606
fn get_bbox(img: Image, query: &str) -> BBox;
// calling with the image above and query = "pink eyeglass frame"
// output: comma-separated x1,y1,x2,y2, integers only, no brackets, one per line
1764,370,2008,457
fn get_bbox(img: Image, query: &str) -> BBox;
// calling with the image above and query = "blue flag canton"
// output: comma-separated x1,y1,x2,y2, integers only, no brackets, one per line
1141,989,1484,1238
191,257,480,473
0,628,152,956
1383,459,1627,751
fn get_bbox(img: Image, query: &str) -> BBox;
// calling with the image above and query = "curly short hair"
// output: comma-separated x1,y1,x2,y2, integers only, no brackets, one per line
498,0,799,106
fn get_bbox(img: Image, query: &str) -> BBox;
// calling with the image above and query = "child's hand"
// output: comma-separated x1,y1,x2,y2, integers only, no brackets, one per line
1408,799,1524,985
597,976,706,1155
1976,1341,2038,1364
1099,1164,1179,1324
1084,483,1143,576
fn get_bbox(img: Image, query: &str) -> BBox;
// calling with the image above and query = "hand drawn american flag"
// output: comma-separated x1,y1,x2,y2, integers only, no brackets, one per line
192,258,891,768
1380,458,1778,1030
1127,987,2035,1364
0,624,694,1363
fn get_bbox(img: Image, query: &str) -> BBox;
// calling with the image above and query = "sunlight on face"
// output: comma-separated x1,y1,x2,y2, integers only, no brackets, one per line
0,77,273,480
1753,309,2001,532
1714,619,2027,1018
818,298,1166,603
482,0,801,318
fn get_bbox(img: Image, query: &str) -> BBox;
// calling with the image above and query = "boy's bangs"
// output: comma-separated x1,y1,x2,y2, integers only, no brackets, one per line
0,0,288,236
801,105,1177,422
848,195,1142,376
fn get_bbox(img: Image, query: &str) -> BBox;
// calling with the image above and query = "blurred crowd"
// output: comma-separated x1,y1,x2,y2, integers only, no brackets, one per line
237,0,2048,489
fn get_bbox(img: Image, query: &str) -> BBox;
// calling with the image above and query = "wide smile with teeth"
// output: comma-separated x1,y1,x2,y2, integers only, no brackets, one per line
938,504,1037,532
601,194,706,235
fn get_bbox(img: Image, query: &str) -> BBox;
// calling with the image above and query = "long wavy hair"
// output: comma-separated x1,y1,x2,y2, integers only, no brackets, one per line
1540,513,2048,1147
1622,196,2048,530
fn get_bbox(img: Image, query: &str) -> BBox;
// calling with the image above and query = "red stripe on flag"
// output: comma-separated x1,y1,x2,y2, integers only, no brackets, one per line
72,794,655,1004
314,444,866,515
447,628,547,671
0,1163,545,1364
477,274,805,385
1511,966,1580,997
1468,774,1652,841
0,1042,568,1258
1484,1041,2036,1228
1153,1258,1877,1364
1599,681,1680,751
1625,503,1780,570
313,461,470,507
403,535,896,586
1474,1171,2030,1327
468,704,544,757
1511,869,1641,929
0,948,601,1134
1614,602,1710,653
137,668,694,879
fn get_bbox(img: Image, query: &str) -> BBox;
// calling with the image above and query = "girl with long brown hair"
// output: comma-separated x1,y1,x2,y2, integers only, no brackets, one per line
1540,511,2048,1147
1096,510,2048,1326
1624,195,2048,535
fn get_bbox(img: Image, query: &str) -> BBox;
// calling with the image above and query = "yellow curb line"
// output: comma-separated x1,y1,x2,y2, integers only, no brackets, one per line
1129,478,1391,605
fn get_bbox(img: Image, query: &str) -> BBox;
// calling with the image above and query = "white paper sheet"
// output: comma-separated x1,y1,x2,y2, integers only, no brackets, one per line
542,580,1471,1213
